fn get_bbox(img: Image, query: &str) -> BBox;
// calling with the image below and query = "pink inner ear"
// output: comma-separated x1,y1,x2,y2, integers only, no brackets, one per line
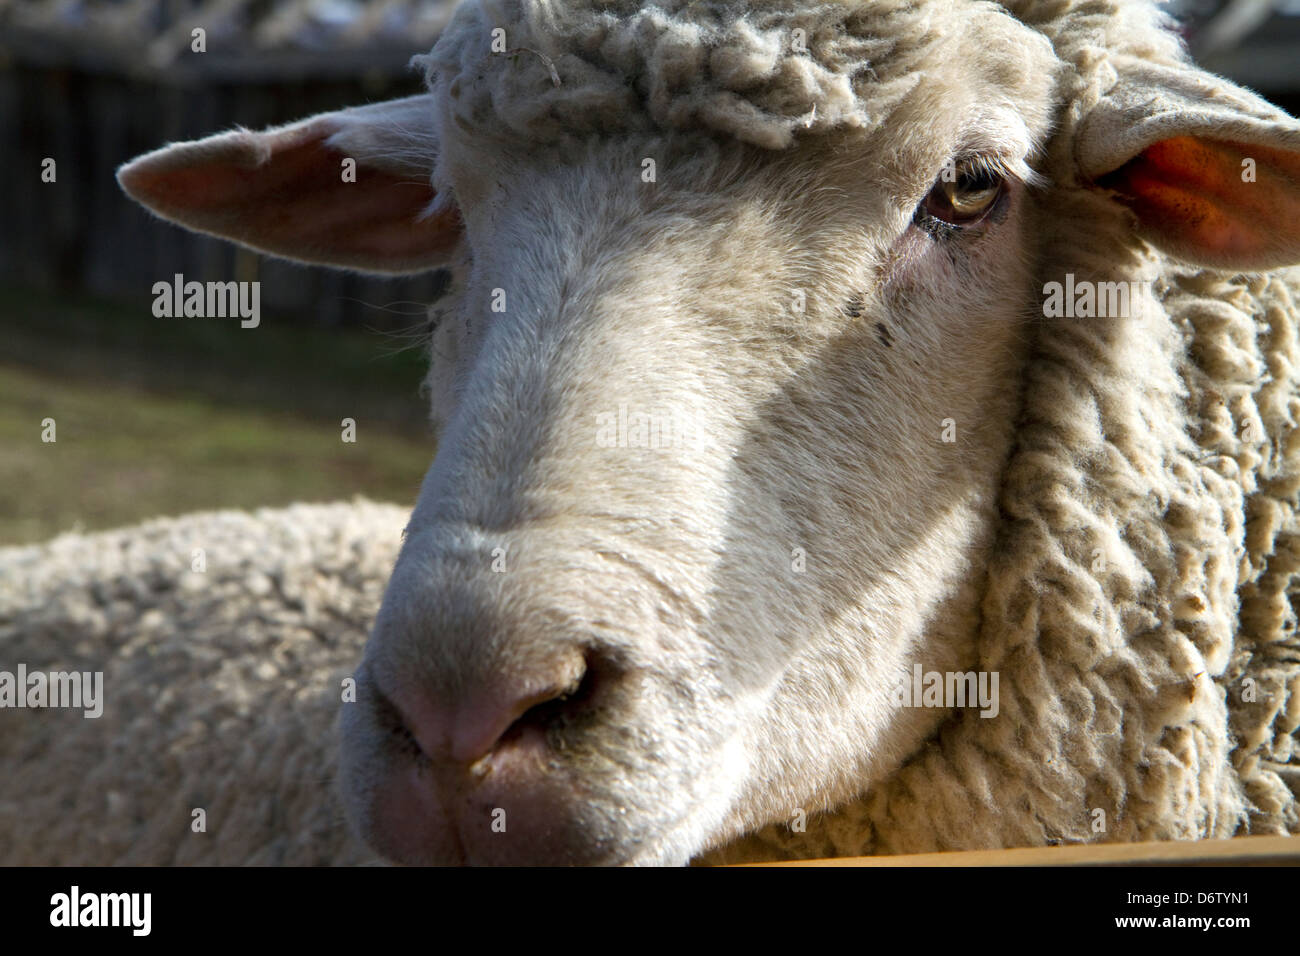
1097,136,1300,267
122,132,459,272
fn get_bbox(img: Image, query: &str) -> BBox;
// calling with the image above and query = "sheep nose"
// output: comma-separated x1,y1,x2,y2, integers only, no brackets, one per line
382,651,591,764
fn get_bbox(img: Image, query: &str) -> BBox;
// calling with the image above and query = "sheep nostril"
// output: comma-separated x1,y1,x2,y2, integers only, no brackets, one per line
373,648,621,766
502,656,605,743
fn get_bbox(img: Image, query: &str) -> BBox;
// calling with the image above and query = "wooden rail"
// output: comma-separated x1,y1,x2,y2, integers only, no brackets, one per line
746,834,1300,866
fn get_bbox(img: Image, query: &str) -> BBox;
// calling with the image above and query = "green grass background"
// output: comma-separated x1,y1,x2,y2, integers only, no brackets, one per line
1,284,435,545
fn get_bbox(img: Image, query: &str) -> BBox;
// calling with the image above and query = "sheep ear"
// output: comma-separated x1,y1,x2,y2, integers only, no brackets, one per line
1078,57,1300,270
117,94,459,275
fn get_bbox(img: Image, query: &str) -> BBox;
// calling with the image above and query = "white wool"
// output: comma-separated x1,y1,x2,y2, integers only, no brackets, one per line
416,0,937,149
0,502,402,865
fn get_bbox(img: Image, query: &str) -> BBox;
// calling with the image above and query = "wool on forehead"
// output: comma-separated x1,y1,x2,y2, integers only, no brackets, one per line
417,0,965,149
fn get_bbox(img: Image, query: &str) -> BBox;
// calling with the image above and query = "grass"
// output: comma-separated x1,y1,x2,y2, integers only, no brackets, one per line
0,284,436,545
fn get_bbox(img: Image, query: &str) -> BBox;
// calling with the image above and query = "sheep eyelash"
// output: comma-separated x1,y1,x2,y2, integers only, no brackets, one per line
948,153,1019,186
956,150,1048,190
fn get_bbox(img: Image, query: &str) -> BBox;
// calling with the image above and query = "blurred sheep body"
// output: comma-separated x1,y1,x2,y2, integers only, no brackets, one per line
4,0,1300,865
0,502,399,864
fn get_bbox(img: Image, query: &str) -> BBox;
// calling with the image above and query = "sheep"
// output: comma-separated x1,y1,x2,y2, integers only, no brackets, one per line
0,502,399,864
6,0,1300,866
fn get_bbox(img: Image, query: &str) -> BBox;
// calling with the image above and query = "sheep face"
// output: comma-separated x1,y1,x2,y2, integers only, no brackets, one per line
334,9,1061,865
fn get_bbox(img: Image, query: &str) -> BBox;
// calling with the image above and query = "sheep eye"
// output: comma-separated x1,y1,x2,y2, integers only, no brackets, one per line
921,167,1004,227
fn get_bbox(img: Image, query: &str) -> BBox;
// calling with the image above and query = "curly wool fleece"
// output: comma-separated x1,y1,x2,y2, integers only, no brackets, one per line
422,0,939,149
0,502,396,865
